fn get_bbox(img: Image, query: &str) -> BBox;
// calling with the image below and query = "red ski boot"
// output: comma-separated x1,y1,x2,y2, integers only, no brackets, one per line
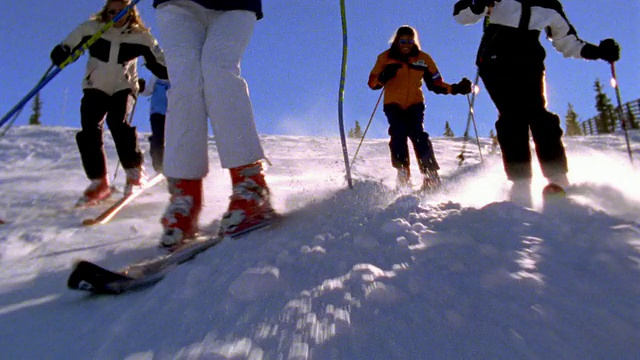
77,176,112,206
219,161,275,236
160,178,203,248
123,166,147,196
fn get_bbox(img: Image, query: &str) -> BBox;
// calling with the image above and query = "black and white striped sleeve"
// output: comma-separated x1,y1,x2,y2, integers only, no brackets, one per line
453,0,489,25
531,5,590,59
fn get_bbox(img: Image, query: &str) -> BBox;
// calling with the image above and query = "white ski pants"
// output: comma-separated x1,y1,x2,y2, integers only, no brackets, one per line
156,1,264,179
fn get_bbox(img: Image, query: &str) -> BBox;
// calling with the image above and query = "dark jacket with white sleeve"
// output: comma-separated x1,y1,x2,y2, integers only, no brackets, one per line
453,0,619,70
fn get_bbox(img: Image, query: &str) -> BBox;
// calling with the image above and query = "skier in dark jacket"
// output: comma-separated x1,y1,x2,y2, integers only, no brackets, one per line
453,0,620,194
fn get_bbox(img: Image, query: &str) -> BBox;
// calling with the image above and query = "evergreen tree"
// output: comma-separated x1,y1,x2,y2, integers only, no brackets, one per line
29,92,43,126
593,79,615,134
625,103,639,129
488,129,498,154
348,120,363,139
564,103,582,136
443,121,454,137
354,120,363,138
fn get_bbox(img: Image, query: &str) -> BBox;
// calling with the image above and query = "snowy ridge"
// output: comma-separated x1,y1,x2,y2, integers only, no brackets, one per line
0,126,639,359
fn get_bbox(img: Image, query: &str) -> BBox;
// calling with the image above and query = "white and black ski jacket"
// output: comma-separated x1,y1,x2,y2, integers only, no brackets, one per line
453,0,596,68
61,20,167,96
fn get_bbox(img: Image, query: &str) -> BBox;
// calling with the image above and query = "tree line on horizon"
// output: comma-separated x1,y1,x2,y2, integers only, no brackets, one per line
27,78,639,139
565,79,639,136
347,79,638,139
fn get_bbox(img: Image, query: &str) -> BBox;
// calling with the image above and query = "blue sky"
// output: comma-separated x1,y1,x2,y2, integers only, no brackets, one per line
0,1,638,139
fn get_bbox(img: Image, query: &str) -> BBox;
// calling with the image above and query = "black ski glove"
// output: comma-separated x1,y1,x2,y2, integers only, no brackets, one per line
378,63,403,84
451,78,472,95
597,39,620,62
581,38,620,63
470,0,495,14
137,78,146,93
50,44,71,67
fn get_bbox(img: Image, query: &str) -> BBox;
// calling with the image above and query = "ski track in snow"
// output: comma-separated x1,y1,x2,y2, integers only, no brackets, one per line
0,126,639,359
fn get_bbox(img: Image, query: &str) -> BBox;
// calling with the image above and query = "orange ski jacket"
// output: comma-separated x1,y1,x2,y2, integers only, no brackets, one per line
368,49,453,109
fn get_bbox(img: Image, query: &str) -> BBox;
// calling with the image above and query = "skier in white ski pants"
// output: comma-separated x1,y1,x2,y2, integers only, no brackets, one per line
156,1,264,177
153,0,274,247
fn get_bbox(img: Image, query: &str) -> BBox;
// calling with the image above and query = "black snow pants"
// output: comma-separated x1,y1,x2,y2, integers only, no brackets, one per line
77,89,143,180
148,112,165,172
480,63,568,180
384,103,439,174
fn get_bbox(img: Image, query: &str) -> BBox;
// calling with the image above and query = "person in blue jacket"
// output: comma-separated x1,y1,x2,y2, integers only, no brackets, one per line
138,75,170,173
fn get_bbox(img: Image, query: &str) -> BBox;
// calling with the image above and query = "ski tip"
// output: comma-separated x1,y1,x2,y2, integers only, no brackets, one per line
82,218,98,226
70,259,91,268
67,260,92,289
67,260,133,293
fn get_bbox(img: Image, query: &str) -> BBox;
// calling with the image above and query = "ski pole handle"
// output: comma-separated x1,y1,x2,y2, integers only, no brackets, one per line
610,62,634,163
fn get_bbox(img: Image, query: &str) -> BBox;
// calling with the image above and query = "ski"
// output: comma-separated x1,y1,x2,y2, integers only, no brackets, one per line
81,173,165,226
75,192,117,209
67,217,277,294
67,235,224,294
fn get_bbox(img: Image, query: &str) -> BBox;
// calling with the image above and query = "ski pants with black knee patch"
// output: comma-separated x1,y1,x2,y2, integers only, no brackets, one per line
77,89,143,180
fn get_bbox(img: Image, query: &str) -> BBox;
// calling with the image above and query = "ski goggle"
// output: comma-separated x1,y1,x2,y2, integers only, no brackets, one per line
398,39,415,45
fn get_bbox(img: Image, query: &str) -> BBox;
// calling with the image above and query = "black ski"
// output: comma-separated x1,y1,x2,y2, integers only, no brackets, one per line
67,235,224,294
67,217,277,294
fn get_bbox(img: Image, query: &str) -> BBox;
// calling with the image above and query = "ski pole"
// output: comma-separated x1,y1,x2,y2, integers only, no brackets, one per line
0,0,142,129
351,89,384,167
458,14,490,166
337,0,353,189
0,65,55,137
468,91,484,164
610,62,634,164
112,94,139,187
457,71,480,165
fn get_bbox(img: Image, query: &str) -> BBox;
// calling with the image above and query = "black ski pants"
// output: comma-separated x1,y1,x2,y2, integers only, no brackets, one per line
77,89,143,180
148,112,165,172
480,63,568,180
384,103,439,174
